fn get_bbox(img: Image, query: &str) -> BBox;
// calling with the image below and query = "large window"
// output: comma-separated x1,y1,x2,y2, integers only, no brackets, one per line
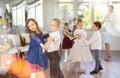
12,1,26,26
27,1,43,28
12,7,17,25
77,2,92,28
77,0,120,28
57,0,74,27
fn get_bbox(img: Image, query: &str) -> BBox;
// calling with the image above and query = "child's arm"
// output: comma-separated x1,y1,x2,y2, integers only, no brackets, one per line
63,30,72,40
43,33,49,39
31,33,46,53
88,33,99,45
45,33,59,48
45,36,54,48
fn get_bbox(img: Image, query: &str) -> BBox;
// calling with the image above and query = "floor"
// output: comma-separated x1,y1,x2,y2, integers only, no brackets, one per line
0,50,120,78
45,50,120,78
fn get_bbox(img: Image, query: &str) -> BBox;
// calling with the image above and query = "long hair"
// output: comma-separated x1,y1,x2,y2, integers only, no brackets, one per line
25,18,43,34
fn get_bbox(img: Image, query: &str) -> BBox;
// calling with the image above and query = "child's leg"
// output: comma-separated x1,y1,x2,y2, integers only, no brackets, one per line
76,62,81,72
47,51,64,78
30,72,36,78
36,71,46,78
68,49,70,55
90,50,103,74
94,50,101,71
64,49,68,62
76,62,86,73
66,61,71,71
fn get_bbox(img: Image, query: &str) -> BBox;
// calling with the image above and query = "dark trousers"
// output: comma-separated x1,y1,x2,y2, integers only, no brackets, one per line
47,51,64,78
91,50,102,71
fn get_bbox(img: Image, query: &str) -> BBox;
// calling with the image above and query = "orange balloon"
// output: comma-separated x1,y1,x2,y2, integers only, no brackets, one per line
8,58,31,78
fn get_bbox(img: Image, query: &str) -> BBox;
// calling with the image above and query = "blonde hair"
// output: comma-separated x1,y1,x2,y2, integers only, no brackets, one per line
52,18,61,27
25,18,43,34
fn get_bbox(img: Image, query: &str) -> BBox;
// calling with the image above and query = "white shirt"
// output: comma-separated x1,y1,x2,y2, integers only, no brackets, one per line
47,31,61,52
88,30,102,50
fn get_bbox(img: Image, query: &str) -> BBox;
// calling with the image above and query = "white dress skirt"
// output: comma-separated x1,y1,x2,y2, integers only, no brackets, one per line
67,29,93,63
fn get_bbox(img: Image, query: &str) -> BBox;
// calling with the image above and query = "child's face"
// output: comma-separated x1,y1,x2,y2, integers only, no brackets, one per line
64,25,68,29
75,34,81,39
27,20,37,32
92,24,98,31
77,22,83,29
74,19,78,25
50,21,59,32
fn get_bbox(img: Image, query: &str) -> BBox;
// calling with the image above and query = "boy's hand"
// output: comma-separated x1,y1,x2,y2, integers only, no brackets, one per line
47,36,53,42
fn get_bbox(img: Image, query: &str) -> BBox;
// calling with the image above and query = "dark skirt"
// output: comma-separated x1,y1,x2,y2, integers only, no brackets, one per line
62,37,72,49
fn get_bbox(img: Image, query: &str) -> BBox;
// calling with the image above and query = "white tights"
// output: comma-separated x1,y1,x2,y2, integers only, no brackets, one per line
64,49,70,62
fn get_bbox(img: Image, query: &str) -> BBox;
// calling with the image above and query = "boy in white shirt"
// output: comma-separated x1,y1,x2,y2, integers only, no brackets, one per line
88,21,103,74
46,18,64,78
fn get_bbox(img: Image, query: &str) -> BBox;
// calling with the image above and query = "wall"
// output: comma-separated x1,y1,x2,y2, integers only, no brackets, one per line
42,0,57,33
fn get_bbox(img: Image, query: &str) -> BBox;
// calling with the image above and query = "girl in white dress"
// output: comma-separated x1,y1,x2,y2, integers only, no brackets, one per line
67,19,93,72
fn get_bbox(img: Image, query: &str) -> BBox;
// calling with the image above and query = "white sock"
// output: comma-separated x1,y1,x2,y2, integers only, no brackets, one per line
64,49,68,61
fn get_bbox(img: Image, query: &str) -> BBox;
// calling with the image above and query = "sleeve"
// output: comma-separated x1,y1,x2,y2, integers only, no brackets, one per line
88,33,99,45
30,33,42,44
81,30,87,40
43,33,49,39
80,31,88,46
50,33,59,42
67,29,72,35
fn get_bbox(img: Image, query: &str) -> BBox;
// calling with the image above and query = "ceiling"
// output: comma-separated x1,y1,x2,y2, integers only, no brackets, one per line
0,0,16,3
0,0,36,5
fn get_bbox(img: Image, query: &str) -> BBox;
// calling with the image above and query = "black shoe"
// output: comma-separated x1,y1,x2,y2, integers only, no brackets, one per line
98,66,103,71
90,70,98,74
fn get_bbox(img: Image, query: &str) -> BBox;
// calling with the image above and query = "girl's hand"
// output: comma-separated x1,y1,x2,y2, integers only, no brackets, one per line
47,36,53,43
40,43,47,53
69,37,75,40
69,37,73,40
